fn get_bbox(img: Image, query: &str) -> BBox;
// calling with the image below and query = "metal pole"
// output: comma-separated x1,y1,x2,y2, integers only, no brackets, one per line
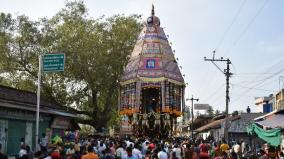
186,95,198,139
224,59,231,143
204,54,232,143
35,55,42,151
191,96,194,138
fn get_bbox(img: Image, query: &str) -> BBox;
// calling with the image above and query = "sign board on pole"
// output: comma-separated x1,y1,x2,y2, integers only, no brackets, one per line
43,53,65,72
194,104,211,110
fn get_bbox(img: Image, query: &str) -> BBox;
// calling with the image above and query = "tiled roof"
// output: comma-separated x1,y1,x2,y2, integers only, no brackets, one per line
195,118,225,133
0,85,77,117
195,115,240,133
254,109,284,128
195,113,266,133
238,113,266,123
256,114,284,128
229,113,265,133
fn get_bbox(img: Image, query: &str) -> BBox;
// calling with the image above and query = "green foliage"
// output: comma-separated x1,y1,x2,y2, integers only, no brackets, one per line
0,1,142,131
214,109,221,116
206,106,214,117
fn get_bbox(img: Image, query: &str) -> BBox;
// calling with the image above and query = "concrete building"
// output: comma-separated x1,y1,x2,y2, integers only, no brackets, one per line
275,89,284,110
0,85,79,156
255,94,274,113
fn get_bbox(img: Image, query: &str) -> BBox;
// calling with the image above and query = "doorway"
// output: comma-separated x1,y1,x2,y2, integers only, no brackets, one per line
0,120,8,154
141,87,160,113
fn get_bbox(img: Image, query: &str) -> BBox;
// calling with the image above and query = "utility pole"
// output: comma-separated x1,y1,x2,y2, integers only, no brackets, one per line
35,55,42,151
204,51,232,143
186,95,199,139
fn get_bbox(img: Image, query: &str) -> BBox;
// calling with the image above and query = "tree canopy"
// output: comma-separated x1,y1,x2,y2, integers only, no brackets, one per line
0,1,143,131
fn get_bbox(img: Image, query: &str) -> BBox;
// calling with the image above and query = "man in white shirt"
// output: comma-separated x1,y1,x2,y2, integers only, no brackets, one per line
233,142,241,154
19,145,27,158
141,142,149,156
172,144,182,159
116,142,126,159
240,140,245,152
158,145,168,159
98,142,106,158
132,144,142,159
40,133,48,152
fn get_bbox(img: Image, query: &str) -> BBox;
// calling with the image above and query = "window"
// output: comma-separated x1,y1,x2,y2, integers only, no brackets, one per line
142,43,160,54
146,59,156,69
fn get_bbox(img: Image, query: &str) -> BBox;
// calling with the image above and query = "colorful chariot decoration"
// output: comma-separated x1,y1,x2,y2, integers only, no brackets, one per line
118,5,185,138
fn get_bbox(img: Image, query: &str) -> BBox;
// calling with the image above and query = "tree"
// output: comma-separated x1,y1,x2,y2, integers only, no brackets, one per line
0,1,142,131
214,109,221,116
206,106,214,117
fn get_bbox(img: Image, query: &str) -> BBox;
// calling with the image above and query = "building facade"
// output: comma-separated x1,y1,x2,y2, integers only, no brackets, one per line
0,85,79,156
275,89,284,110
255,95,274,113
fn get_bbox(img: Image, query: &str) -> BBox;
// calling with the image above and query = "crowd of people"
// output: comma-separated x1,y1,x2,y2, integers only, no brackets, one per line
1,135,282,159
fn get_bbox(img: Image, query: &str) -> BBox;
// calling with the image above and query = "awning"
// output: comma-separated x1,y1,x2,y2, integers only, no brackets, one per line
45,109,78,118
256,114,284,129
254,109,279,121
247,123,281,146
195,118,225,132
195,115,240,133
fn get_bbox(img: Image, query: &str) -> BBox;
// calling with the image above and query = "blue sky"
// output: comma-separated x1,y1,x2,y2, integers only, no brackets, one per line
1,0,284,113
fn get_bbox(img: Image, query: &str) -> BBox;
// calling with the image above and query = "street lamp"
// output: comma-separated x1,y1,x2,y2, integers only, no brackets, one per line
186,95,199,139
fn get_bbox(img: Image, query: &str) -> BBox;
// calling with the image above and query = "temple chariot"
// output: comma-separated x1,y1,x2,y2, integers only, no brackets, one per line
118,6,185,138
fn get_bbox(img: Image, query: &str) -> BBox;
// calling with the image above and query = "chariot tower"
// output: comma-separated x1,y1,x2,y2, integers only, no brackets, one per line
119,5,185,137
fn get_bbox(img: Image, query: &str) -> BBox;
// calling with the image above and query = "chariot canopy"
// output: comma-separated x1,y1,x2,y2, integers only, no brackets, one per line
118,5,185,137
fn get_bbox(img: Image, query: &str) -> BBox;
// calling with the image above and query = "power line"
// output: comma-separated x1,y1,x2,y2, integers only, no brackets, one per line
234,79,271,86
234,69,284,86
231,93,257,98
202,0,247,96
253,77,281,91
232,67,284,103
234,73,278,76
215,0,247,51
198,60,221,99
224,0,270,56
231,63,238,74
228,68,283,106
204,54,232,143
231,83,274,92
203,83,226,102
232,57,284,85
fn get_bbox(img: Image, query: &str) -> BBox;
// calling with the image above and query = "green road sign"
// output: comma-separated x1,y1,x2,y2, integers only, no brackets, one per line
42,53,65,72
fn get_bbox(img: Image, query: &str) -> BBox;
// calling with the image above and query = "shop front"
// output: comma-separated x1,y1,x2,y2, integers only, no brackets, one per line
0,85,79,156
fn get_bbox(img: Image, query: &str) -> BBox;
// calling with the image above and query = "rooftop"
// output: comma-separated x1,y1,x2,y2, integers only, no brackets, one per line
0,85,78,117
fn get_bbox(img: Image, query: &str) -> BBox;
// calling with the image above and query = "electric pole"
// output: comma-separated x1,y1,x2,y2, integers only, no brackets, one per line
204,51,232,143
186,95,199,139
